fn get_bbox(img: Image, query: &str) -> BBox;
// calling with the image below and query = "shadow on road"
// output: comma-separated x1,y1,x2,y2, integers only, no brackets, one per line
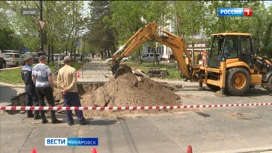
87,119,117,126
180,85,271,97
242,88,270,97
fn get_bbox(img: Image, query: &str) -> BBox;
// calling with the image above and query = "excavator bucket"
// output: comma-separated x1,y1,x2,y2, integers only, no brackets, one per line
113,64,133,79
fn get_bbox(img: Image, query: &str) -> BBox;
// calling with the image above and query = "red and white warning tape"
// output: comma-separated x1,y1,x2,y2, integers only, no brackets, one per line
1,102,272,111
0,66,23,71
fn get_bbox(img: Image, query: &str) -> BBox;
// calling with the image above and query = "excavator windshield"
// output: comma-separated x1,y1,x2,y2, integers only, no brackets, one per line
208,35,224,68
209,33,250,68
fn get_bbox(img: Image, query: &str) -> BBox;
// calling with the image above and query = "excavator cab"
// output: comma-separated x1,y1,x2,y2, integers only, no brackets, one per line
203,33,262,96
208,33,254,69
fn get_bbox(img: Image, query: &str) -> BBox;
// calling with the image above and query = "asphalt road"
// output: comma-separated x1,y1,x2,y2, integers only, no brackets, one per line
1,81,272,153
0,83,24,105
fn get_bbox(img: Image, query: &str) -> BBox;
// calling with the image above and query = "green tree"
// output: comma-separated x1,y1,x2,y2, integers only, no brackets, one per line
0,1,85,58
106,1,172,63
87,0,116,58
203,1,272,57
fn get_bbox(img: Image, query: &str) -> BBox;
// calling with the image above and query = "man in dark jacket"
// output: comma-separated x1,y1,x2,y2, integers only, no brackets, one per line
21,56,41,119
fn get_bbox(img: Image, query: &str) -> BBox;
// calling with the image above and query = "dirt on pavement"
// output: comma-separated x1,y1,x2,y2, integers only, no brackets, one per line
81,72,182,118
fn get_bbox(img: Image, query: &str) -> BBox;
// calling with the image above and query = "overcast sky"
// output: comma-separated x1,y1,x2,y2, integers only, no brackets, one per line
264,1,272,7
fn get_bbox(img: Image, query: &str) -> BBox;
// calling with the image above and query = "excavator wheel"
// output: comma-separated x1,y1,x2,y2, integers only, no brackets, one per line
265,76,272,92
114,64,133,79
226,67,250,96
206,84,220,91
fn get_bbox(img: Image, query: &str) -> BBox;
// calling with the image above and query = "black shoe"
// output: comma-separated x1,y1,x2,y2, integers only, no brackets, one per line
68,122,74,126
42,119,48,124
52,118,62,124
27,113,34,118
34,115,42,120
79,121,89,125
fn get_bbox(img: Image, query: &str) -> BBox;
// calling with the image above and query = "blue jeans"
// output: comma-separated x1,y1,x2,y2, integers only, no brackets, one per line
63,92,85,124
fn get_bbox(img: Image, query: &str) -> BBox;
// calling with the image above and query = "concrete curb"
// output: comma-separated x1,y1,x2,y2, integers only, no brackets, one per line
0,82,25,88
0,102,11,106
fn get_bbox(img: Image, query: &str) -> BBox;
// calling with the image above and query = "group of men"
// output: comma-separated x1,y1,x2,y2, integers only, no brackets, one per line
21,55,87,126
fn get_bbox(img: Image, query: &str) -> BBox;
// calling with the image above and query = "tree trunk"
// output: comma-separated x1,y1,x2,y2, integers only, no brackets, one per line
100,51,103,58
74,45,76,61
137,48,142,64
153,47,159,66
51,46,54,63
107,48,111,58
47,45,50,63
65,26,75,56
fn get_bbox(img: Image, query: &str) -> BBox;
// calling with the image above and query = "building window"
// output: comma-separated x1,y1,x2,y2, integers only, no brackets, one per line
157,47,160,55
148,47,151,53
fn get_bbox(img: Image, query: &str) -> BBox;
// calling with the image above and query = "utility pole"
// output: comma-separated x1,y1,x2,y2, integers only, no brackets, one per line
39,0,43,52
83,34,86,55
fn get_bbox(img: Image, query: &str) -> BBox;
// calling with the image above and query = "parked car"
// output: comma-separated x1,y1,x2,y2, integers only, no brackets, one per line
2,50,20,54
0,56,6,69
70,53,85,62
21,52,39,63
37,52,46,57
3,53,25,66
105,57,129,62
53,54,65,61
141,53,161,62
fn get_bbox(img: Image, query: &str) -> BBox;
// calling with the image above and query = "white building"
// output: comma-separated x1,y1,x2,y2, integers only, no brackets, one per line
140,2,208,61
141,19,177,60
141,21,208,61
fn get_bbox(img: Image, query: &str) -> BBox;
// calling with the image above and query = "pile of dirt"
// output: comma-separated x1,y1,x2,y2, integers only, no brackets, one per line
81,72,182,118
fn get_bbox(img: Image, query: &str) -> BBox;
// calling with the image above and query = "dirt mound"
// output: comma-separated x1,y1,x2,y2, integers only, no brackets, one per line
81,73,182,118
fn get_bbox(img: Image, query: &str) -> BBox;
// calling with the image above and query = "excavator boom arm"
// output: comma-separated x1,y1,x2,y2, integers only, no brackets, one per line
111,22,193,79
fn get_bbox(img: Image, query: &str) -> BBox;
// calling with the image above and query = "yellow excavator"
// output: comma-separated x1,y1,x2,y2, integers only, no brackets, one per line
110,22,272,96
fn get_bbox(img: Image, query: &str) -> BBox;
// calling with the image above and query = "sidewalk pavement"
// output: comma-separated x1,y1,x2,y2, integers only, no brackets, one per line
77,60,113,84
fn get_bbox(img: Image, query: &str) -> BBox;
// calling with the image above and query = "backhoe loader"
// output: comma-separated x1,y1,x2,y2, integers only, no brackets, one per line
110,22,272,96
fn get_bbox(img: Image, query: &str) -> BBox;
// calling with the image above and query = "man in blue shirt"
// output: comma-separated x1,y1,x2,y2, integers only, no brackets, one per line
21,56,41,119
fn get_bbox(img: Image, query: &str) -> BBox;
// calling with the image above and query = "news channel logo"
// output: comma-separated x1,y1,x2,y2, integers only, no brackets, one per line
45,138,98,146
218,8,252,17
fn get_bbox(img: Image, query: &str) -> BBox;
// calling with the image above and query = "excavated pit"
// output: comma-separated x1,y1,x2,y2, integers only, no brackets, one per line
4,66,183,118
